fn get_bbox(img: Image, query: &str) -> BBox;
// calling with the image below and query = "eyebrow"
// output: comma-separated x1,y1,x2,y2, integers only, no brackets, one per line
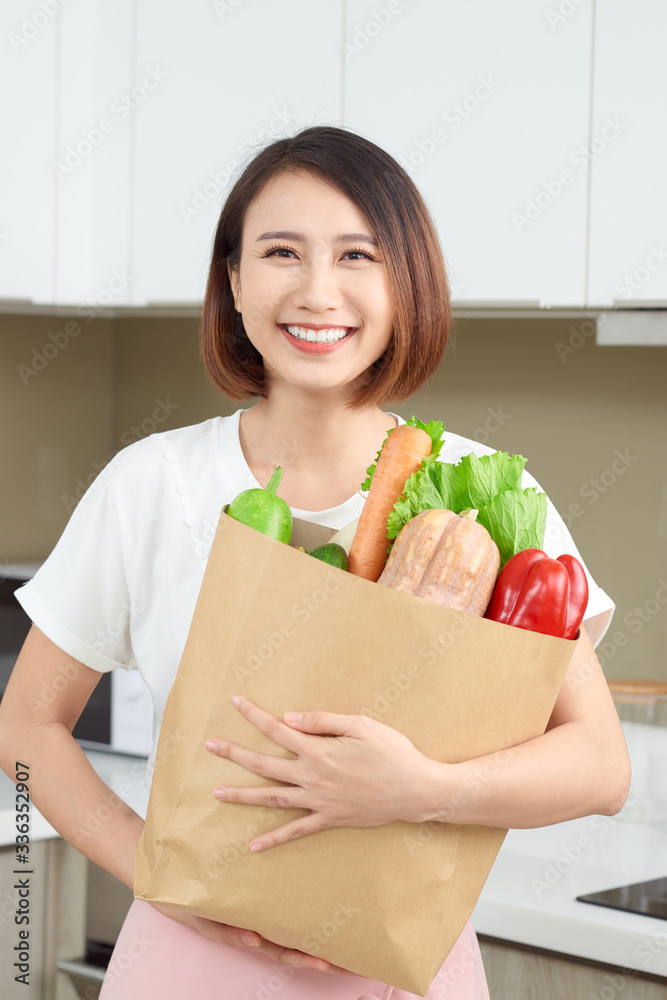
255,230,378,247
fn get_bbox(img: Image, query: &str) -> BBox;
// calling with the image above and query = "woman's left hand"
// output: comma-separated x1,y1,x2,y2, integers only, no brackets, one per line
205,695,434,852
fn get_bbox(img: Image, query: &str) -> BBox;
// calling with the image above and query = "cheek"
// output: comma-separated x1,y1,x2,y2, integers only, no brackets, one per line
243,268,299,328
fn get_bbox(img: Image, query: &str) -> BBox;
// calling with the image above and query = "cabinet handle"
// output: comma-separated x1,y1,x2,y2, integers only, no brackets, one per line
57,958,107,983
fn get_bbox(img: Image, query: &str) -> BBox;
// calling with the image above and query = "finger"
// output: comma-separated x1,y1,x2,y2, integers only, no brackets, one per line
213,784,304,810
281,949,352,975
205,738,295,784
258,939,332,973
247,812,327,853
282,707,365,737
229,694,307,754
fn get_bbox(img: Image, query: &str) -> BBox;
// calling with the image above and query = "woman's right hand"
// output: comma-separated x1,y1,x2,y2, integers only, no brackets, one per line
148,901,354,976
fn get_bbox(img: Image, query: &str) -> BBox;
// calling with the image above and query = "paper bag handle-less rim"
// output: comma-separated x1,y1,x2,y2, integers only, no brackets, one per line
134,511,580,995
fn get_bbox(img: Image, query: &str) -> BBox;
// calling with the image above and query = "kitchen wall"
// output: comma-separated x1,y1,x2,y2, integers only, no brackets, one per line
1,310,665,681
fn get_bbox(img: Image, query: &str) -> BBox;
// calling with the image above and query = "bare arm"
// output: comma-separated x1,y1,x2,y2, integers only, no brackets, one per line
0,625,144,889
417,616,632,828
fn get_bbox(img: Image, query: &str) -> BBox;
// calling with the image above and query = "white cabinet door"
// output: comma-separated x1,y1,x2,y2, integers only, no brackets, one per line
344,0,592,306
0,3,57,305
56,0,133,306
131,0,342,306
587,0,667,307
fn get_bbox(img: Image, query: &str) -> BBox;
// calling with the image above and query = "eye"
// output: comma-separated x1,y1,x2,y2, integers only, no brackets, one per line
342,247,378,261
262,244,298,258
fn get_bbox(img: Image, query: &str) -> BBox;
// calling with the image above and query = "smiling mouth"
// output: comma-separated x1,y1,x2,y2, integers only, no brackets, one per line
279,324,356,344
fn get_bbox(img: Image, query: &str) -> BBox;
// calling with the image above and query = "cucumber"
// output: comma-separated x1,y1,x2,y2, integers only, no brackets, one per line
308,542,349,571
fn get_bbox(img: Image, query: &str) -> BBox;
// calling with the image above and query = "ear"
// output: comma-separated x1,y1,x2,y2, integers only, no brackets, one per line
227,262,241,311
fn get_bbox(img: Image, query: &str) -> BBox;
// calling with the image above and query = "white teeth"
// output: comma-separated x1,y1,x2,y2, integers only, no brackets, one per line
285,324,351,343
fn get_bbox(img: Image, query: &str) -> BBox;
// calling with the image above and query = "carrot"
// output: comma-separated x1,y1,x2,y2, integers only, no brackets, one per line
348,424,433,581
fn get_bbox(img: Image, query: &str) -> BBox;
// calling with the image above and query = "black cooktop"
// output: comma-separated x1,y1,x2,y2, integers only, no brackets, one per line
577,877,667,921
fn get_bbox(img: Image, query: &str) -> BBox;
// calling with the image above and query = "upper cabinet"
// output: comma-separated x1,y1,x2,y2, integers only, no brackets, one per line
343,0,592,307
130,0,341,305
2,1,665,311
56,0,133,307
587,0,667,307
0,4,57,304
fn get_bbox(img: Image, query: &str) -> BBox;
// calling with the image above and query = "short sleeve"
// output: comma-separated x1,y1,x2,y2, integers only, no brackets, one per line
522,468,615,648
14,441,147,673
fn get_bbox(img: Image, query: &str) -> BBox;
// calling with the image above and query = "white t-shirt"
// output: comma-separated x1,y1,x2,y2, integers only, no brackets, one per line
15,407,615,788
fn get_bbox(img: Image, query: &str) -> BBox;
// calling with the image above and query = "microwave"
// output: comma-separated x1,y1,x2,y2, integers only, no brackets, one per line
0,562,153,757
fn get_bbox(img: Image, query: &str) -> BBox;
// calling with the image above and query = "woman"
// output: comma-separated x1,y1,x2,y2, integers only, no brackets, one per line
0,126,630,999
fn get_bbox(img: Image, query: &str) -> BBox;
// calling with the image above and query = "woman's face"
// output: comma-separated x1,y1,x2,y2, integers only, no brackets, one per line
228,170,395,399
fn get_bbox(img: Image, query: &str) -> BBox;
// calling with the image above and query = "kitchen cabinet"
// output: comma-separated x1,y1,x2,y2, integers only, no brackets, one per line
3,1,666,313
130,0,342,305
479,937,667,1000
0,5,57,305
343,0,592,307
55,0,133,307
587,0,667,308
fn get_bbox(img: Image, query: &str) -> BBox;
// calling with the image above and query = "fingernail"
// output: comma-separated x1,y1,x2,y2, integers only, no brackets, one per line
205,740,217,751
242,934,260,946
231,695,242,706
249,842,263,852
284,712,302,722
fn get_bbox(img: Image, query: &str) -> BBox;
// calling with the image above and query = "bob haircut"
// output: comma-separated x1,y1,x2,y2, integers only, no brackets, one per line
201,125,450,409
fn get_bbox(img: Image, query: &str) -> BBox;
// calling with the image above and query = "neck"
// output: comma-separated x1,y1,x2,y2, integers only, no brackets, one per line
238,385,397,485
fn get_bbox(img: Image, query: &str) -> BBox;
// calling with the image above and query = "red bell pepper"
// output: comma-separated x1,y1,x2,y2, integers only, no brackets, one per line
484,548,588,639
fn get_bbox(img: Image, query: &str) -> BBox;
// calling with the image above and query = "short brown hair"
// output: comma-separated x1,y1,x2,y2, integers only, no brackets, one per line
200,125,450,408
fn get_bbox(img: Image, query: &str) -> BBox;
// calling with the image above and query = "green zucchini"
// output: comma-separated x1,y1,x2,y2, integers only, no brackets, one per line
308,543,349,571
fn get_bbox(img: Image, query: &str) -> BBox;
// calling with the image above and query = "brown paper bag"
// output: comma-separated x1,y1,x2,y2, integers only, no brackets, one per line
134,510,578,995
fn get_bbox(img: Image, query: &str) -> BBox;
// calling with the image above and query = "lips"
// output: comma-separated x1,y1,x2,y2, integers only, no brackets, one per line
279,324,356,344
277,323,358,353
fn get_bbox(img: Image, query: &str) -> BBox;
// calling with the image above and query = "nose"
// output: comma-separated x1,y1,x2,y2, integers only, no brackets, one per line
291,253,345,314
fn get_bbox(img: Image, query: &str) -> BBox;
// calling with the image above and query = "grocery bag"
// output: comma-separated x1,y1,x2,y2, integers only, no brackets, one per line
134,510,578,995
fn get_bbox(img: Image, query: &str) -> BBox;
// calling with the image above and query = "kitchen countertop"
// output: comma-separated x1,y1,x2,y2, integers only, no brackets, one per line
0,722,664,978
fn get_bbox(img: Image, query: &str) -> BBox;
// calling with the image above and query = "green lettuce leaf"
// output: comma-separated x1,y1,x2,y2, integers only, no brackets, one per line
476,487,547,568
360,415,445,492
454,452,526,510
385,449,546,565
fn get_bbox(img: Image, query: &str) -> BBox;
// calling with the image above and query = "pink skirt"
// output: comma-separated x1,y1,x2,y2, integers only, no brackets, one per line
98,899,490,999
